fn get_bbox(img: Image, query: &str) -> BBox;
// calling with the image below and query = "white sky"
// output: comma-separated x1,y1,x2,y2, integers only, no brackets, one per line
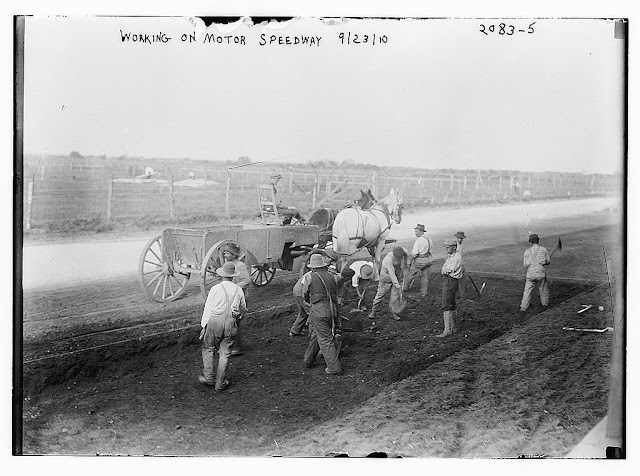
23,16,625,174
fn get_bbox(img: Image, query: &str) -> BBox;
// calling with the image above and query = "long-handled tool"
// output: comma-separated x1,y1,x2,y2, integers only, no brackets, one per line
562,326,613,333
577,304,593,314
550,237,563,258
467,274,485,298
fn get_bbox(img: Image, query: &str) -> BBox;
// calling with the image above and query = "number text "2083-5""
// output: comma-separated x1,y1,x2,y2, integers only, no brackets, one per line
480,22,536,36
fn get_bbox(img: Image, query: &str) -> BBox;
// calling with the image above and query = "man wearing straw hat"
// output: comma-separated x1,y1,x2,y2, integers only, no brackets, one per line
198,262,247,391
302,253,342,375
438,238,463,338
404,224,433,297
222,242,251,356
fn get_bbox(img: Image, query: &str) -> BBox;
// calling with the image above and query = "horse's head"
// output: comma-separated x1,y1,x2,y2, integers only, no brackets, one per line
357,189,376,209
381,189,403,223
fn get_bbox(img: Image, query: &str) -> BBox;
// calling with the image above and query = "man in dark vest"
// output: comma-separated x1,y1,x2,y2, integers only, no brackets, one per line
302,253,342,375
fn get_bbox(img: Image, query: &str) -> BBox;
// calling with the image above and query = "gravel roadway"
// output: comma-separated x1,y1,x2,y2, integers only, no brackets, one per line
22,197,621,290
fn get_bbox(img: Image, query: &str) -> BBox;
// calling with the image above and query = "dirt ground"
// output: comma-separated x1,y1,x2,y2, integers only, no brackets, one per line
20,224,621,457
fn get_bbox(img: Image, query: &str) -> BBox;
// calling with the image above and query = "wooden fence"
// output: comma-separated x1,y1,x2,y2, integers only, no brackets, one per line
22,156,621,229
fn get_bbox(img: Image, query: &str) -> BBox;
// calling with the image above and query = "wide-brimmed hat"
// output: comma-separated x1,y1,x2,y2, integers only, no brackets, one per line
307,254,328,268
216,262,239,277
455,231,466,239
414,224,426,233
224,243,242,257
444,238,458,247
360,264,374,280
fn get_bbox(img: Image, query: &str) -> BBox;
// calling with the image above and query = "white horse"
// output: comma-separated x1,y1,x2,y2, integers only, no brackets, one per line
331,189,403,274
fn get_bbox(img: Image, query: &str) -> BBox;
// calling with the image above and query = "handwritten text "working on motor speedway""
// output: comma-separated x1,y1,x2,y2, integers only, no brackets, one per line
118,31,322,47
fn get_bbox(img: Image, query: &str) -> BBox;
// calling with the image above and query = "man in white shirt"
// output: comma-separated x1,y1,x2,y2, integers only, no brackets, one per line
520,234,550,312
438,238,463,338
198,262,247,391
404,224,433,297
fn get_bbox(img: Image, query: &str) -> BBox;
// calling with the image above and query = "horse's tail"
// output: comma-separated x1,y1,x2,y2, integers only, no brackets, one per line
332,208,357,255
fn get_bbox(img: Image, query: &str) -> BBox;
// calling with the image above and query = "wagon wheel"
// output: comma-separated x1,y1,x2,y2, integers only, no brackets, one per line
251,264,277,286
139,235,190,302
200,240,257,299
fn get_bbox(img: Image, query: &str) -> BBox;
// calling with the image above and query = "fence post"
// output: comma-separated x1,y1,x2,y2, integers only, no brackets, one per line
463,175,467,190
289,169,293,194
225,174,231,217
106,175,113,221
204,164,208,188
449,174,454,191
371,171,379,198
241,170,245,192
312,177,318,209
168,170,175,220
499,176,503,190
26,181,33,230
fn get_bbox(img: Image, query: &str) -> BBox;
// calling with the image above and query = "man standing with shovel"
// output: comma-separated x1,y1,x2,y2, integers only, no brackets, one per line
437,238,463,338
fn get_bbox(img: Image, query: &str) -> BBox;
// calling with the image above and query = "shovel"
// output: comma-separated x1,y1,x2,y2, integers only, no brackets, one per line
562,326,613,333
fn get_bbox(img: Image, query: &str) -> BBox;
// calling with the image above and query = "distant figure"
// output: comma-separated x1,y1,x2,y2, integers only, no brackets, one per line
523,190,532,201
189,171,196,180
514,181,521,196
144,166,155,177
520,234,550,312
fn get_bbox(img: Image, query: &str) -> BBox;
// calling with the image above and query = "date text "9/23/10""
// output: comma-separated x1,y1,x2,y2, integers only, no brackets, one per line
338,32,388,45
480,22,536,36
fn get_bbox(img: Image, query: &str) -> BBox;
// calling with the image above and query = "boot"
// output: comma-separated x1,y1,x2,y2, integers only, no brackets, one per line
450,310,457,334
436,311,452,338
368,301,379,320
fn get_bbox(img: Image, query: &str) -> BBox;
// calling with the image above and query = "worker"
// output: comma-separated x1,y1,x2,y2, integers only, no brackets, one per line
368,246,407,322
340,259,375,310
290,270,312,337
198,262,247,391
438,238,463,338
404,224,433,297
454,231,468,299
302,254,342,375
520,234,550,311
222,243,251,356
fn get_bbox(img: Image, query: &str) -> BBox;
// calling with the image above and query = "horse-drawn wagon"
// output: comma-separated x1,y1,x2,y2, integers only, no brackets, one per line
138,223,319,302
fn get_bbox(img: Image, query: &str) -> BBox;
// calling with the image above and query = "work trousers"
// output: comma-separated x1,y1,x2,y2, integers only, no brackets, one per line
201,314,237,390
303,301,341,374
405,262,431,296
520,277,549,311
230,286,248,352
290,294,311,335
372,280,401,315
442,275,460,311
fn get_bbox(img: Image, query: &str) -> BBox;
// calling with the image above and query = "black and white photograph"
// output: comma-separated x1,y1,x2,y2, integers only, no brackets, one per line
13,2,632,465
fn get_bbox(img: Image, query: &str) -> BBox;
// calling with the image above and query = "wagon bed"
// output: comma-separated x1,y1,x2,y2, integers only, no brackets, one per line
139,223,319,302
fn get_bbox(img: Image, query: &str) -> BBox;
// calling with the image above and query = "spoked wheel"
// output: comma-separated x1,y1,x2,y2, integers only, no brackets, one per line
200,240,257,299
250,264,277,286
139,235,190,302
